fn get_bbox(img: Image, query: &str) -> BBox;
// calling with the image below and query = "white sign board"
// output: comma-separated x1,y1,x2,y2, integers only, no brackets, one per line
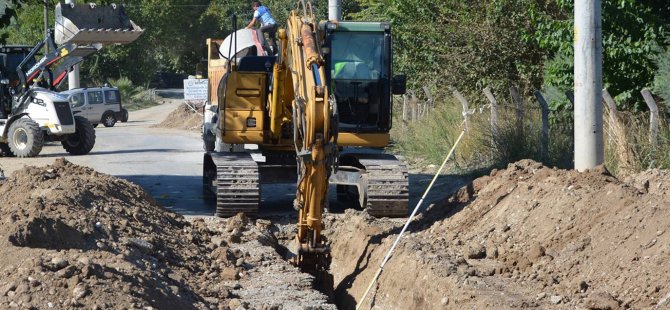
183,79,208,100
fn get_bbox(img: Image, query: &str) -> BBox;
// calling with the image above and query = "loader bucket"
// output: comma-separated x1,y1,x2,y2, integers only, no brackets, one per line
54,2,144,45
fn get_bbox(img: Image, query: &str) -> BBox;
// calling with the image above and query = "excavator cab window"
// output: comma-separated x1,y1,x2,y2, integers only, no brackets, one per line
327,31,392,133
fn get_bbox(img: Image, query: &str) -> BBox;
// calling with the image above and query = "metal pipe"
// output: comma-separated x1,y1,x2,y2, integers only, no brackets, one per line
328,0,341,21
43,1,49,52
574,0,603,171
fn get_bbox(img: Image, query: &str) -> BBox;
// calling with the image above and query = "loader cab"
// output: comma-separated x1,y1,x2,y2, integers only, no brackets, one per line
0,46,37,117
0,46,37,90
322,21,405,134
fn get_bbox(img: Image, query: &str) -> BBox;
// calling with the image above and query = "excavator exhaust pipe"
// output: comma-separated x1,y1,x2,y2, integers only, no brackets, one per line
54,2,144,45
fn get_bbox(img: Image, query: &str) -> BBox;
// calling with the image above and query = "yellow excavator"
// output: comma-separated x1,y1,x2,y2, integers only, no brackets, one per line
202,2,407,274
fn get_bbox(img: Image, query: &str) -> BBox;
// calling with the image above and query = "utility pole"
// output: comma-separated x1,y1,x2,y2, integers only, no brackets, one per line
328,0,342,21
573,0,603,171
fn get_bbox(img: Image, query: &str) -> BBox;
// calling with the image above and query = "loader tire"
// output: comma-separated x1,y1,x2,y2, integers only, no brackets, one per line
62,116,96,155
0,143,15,157
8,118,43,158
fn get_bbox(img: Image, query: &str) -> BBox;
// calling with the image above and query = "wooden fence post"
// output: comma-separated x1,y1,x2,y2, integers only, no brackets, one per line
452,88,470,130
402,94,408,125
602,89,618,122
409,89,419,121
602,88,619,142
423,86,434,109
641,88,659,147
509,86,524,135
534,91,550,161
482,87,498,135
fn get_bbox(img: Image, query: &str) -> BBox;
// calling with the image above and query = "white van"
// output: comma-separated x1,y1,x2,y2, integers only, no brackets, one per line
62,86,128,127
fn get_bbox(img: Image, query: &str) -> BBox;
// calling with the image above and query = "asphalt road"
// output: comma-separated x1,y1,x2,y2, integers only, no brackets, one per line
0,99,467,218
0,100,216,216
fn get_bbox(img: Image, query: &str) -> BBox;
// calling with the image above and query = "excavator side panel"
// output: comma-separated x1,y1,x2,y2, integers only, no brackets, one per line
219,71,266,145
207,39,228,106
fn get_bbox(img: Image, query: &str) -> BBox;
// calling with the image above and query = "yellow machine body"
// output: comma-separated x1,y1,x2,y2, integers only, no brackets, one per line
203,3,409,275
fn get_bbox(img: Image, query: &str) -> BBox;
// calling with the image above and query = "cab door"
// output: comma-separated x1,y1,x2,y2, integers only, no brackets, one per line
86,90,105,122
69,92,88,119
103,89,121,112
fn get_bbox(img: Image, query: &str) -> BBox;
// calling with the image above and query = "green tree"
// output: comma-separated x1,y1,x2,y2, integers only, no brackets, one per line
0,0,24,44
349,0,547,101
531,0,670,110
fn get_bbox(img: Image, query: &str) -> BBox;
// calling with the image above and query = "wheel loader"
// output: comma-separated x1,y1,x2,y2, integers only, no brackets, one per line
203,2,407,274
0,2,142,157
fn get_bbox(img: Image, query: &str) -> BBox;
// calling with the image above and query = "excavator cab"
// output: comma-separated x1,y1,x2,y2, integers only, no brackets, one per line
322,21,406,134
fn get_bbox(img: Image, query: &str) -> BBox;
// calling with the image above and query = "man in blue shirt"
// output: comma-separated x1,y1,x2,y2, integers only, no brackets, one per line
246,1,278,55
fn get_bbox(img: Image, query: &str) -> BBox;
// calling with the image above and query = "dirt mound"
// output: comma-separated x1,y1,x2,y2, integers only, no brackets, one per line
153,103,203,131
327,160,670,309
0,159,333,309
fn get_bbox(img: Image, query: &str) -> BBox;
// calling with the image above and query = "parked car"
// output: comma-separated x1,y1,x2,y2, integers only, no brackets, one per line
61,86,128,127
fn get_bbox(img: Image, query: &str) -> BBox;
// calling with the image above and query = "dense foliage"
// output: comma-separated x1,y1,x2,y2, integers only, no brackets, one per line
0,0,306,85
654,44,670,107
531,0,670,109
1,0,668,106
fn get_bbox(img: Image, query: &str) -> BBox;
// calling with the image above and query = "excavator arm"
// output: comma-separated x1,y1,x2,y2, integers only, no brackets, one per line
276,2,338,276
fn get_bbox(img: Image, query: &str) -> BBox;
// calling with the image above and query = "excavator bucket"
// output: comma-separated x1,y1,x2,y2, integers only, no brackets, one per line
54,2,144,45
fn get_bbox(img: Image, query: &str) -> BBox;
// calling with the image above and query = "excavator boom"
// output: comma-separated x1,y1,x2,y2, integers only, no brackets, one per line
282,5,336,275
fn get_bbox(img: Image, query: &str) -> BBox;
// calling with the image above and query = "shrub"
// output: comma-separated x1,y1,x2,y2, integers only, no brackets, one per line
108,77,159,111
653,45,670,108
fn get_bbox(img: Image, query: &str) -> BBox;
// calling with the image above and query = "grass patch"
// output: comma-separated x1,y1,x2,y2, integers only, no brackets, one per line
604,107,670,177
393,89,670,179
391,94,573,173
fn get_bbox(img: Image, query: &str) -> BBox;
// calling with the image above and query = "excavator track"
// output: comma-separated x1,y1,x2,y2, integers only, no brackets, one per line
356,155,410,218
204,152,260,217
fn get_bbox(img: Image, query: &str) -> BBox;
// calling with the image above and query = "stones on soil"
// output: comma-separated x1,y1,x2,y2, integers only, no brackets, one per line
326,160,670,309
0,159,334,309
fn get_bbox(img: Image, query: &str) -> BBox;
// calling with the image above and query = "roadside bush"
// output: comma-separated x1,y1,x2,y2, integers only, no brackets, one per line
391,99,464,168
108,77,159,111
604,109,670,177
392,94,573,172
653,45,670,108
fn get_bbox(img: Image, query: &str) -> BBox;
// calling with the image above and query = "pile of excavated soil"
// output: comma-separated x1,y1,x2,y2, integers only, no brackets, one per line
326,160,670,309
153,103,203,131
0,159,333,309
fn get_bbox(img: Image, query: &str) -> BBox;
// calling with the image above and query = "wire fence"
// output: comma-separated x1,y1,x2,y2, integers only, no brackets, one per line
400,85,666,165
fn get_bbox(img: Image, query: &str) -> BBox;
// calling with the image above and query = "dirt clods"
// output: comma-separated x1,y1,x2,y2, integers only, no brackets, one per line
153,103,203,131
0,159,333,309
327,160,670,309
